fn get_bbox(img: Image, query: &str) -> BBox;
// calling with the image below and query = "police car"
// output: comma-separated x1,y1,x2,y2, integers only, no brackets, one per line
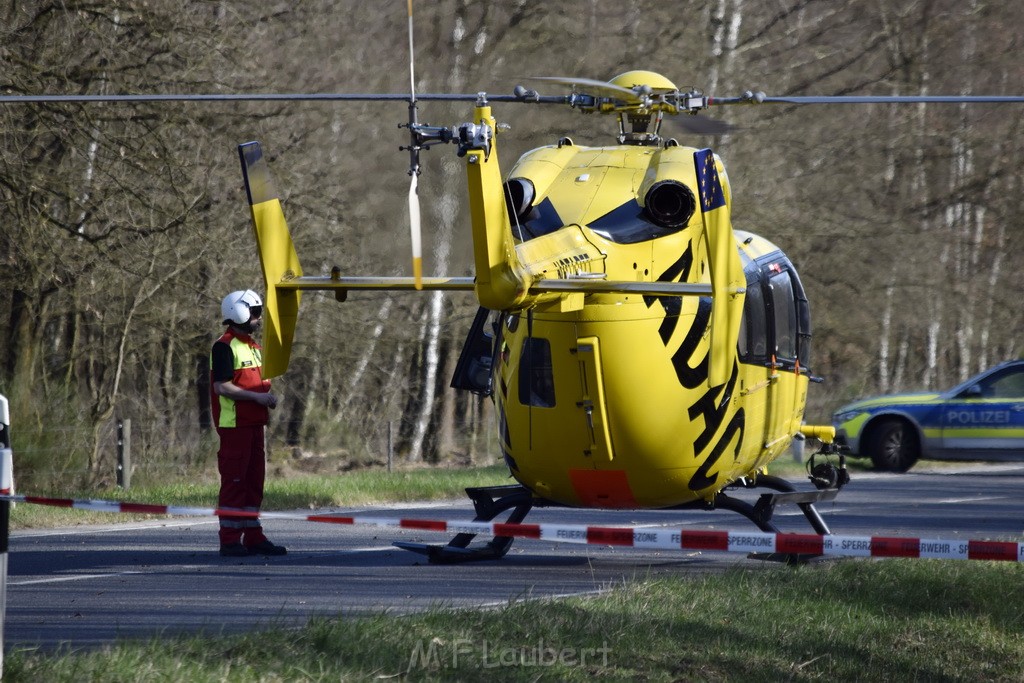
832,359,1024,472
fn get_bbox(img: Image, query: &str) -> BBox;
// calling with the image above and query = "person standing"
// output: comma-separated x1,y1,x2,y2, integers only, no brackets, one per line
211,289,287,557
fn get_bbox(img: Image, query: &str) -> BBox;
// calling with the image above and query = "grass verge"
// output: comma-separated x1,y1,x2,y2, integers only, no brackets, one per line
5,559,1023,682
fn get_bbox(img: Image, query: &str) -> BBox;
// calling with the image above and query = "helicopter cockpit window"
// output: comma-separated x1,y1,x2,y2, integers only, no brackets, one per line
508,196,564,241
769,270,797,360
739,278,767,361
519,337,556,408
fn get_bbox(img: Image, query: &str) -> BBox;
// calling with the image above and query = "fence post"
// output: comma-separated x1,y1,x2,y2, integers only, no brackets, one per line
117,418,132,489
0,393,12,678
387,421,393,473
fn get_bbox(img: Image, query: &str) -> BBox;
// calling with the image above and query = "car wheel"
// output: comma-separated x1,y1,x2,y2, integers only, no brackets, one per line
866,418,920,472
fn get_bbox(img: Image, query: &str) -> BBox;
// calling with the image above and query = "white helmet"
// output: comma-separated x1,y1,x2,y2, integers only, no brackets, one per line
221,289,263,325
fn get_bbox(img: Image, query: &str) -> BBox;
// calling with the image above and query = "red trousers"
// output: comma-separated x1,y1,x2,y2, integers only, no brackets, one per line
217,425,269,546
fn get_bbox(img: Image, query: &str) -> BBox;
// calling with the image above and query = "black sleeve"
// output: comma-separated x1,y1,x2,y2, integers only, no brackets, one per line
211,341,235,383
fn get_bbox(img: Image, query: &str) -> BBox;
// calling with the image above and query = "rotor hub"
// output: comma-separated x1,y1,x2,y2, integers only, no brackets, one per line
608,70,679,94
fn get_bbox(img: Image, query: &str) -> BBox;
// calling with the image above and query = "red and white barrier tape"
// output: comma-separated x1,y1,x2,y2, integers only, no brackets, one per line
2,493,1021,562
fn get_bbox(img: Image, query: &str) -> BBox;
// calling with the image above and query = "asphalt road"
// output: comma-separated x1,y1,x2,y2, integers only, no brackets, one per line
5,463,1023,650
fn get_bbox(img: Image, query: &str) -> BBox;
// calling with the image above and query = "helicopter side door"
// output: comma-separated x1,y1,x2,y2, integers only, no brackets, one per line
738,257,811,460
738,267,771,453
764,266,802,450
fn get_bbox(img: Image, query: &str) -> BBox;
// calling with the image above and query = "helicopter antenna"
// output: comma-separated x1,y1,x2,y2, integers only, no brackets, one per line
405,0,423,290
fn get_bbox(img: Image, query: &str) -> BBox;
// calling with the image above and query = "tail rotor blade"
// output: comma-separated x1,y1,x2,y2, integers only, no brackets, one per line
407,0,417,101
406,0,423,290
409,173,423,290
238,142,303,378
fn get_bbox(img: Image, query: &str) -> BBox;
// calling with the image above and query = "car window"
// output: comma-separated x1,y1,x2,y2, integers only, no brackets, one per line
982,368,1024,399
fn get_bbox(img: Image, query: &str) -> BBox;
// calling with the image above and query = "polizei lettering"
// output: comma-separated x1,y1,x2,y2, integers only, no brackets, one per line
946,410,1010,425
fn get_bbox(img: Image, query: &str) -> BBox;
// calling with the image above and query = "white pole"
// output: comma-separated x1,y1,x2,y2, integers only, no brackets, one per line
0,393,11,678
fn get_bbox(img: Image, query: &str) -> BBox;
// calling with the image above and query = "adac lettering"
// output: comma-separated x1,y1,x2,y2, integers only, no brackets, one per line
642,240,744,491
688,362,738,455
689,410,745,491
688,364,745,491
670,297,712,389
643,242,712,390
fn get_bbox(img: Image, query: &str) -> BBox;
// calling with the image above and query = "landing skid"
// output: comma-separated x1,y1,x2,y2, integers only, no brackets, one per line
394,476,842,564
394,484,535,563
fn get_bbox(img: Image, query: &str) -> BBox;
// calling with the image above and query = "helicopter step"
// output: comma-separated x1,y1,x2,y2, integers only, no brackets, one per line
682,474,840,564
726,473,838,536
393,484,536,564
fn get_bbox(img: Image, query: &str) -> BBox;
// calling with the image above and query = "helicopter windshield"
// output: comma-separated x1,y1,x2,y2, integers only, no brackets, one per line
738,250,812,372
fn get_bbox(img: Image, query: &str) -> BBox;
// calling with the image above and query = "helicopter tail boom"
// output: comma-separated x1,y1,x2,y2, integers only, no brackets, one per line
239,142,303,379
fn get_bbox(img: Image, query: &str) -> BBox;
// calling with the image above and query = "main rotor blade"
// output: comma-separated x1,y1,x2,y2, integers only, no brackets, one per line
527,76,641,102
712,92,1024,106
4,91,1024,106
767,94,1024,104
0,92,487,104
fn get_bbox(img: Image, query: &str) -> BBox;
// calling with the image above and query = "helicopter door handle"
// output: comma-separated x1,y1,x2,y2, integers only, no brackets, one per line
577,400,597,443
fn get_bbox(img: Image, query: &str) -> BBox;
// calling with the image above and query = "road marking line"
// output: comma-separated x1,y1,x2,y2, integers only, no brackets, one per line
14,519,217,538
933,496,1005,504
10,571,143,586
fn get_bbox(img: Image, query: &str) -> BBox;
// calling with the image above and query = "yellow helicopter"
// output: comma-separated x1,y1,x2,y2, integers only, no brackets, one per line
241,69,857,562
6,25,1021,561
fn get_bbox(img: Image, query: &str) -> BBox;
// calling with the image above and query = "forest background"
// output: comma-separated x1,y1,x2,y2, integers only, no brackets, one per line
1,0,1021,490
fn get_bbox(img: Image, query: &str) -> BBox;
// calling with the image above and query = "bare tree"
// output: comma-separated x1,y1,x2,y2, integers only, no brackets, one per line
2,0,1023,485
